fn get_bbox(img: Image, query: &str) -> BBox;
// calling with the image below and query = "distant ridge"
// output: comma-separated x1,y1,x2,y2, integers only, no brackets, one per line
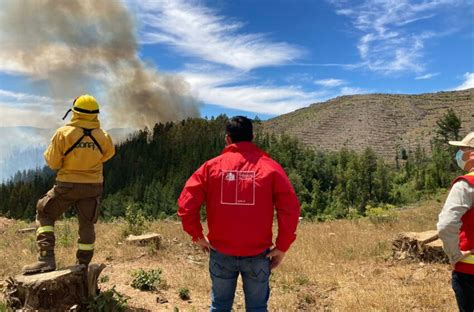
263,88,474,162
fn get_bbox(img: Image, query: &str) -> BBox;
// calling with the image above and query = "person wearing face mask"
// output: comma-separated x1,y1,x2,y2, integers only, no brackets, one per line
437,132,474,312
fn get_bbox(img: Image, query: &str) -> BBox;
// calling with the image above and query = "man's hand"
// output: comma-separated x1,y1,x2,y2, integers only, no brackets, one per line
453,250,474,269
194,237,214,253
266,248,286,270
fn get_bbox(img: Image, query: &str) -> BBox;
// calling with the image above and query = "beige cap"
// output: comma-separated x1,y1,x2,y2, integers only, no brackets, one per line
449,132,474,148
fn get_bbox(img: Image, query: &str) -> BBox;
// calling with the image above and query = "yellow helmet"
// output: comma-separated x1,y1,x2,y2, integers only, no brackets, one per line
62,94,100,120
73,94,100,114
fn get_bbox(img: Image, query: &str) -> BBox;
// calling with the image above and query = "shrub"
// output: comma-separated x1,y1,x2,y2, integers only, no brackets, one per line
366,204,398,224
178,287,190,300
87,286,129,312
131,269,166,291
99,275,110,283
346,208,362,220
147,242,158,256
122,204,148,237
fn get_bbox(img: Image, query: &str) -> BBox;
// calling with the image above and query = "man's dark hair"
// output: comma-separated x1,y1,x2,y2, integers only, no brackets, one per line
226,116,253,143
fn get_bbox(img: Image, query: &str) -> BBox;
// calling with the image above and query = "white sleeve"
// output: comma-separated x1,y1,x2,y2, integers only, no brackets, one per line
437,180,474,265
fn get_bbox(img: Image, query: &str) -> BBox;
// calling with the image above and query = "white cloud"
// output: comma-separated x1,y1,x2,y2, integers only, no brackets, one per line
134,0,303,71
314,78,346,87
455,72,474,90
415,72,440,80
339,86,370,96
180,67,327,115
0,89,61,127
130,0,323,115
0,105,58,127
0,89,61,106
329,0,462,74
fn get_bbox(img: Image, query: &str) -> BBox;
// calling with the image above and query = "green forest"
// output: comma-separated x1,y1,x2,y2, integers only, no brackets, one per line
0,110,464,221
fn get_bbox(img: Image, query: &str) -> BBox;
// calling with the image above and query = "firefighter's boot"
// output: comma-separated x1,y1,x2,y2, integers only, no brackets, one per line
76,249,94,267
22,250,56,275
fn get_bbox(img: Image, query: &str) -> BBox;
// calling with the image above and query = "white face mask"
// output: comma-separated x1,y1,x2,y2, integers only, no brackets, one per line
455,150,466,170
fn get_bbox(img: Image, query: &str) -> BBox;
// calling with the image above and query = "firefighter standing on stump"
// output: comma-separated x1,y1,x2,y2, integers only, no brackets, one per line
22,95,115,275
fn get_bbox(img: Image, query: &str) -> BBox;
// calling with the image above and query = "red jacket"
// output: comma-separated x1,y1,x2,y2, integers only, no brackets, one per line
177,142,300,256
453,174,474,275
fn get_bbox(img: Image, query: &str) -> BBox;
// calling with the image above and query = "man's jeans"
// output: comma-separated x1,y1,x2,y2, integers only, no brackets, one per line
209,249,271,312
452,271,474,312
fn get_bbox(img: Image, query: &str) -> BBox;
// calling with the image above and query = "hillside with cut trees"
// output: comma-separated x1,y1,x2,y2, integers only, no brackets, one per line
263,89,474,162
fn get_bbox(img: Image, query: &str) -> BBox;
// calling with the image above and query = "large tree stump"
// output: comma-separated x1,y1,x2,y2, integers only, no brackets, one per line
125,233,162,249
5,264,105,311
392,230,449,263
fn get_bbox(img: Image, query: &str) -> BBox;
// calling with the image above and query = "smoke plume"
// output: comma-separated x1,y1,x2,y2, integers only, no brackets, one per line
0,0,200,129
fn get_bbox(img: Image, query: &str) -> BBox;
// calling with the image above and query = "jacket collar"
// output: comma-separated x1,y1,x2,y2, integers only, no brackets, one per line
221,141,269,157
66,112,100,129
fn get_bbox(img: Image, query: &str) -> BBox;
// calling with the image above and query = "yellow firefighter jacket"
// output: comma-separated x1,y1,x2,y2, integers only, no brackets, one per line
44,112,115,183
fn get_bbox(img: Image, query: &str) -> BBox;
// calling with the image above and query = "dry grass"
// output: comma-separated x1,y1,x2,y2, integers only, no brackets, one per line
0,194,457,311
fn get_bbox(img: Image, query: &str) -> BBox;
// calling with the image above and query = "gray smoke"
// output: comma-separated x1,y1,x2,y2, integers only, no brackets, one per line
0,0,200,129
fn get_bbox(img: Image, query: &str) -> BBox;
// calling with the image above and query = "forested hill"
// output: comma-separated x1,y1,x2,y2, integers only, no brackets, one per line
0,114,462,221
264,88,474,162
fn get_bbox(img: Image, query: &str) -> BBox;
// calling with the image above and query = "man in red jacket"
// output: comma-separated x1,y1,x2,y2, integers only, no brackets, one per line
437,132,474,312
178,116,300,312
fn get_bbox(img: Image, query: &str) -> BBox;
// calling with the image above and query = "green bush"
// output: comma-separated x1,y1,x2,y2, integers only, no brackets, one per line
390,181,422,205
178,287,191,300
131,269,166,291
99,275,110,283
346,208,362,220
366,204,398,224
87,286,129,312
122,204,148,237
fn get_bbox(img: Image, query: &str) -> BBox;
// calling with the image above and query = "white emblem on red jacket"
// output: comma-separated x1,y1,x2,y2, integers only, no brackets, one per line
221,170,255,205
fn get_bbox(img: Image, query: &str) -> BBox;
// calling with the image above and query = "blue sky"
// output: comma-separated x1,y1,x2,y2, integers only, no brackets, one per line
0,0,473,128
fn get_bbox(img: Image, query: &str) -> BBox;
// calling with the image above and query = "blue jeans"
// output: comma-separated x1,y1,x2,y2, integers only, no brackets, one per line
452,271,474,312
209,249,271,312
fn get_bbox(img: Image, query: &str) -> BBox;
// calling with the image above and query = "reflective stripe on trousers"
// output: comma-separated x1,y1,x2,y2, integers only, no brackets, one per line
78,243,94,251
36,226,54,235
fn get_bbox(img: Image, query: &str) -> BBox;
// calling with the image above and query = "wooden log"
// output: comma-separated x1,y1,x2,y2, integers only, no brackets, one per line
4,264,106,311
125,233,162,249
16,227,37,234
392,230,448,263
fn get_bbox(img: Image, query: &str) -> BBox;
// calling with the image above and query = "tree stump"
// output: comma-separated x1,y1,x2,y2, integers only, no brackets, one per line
392,230,448,263
125,233,162,249
4,264,105,311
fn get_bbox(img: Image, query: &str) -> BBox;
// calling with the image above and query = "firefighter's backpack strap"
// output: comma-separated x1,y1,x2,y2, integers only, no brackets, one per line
64,128,103,156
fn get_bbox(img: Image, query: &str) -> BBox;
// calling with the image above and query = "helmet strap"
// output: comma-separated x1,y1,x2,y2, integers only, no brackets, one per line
62,109,72,120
